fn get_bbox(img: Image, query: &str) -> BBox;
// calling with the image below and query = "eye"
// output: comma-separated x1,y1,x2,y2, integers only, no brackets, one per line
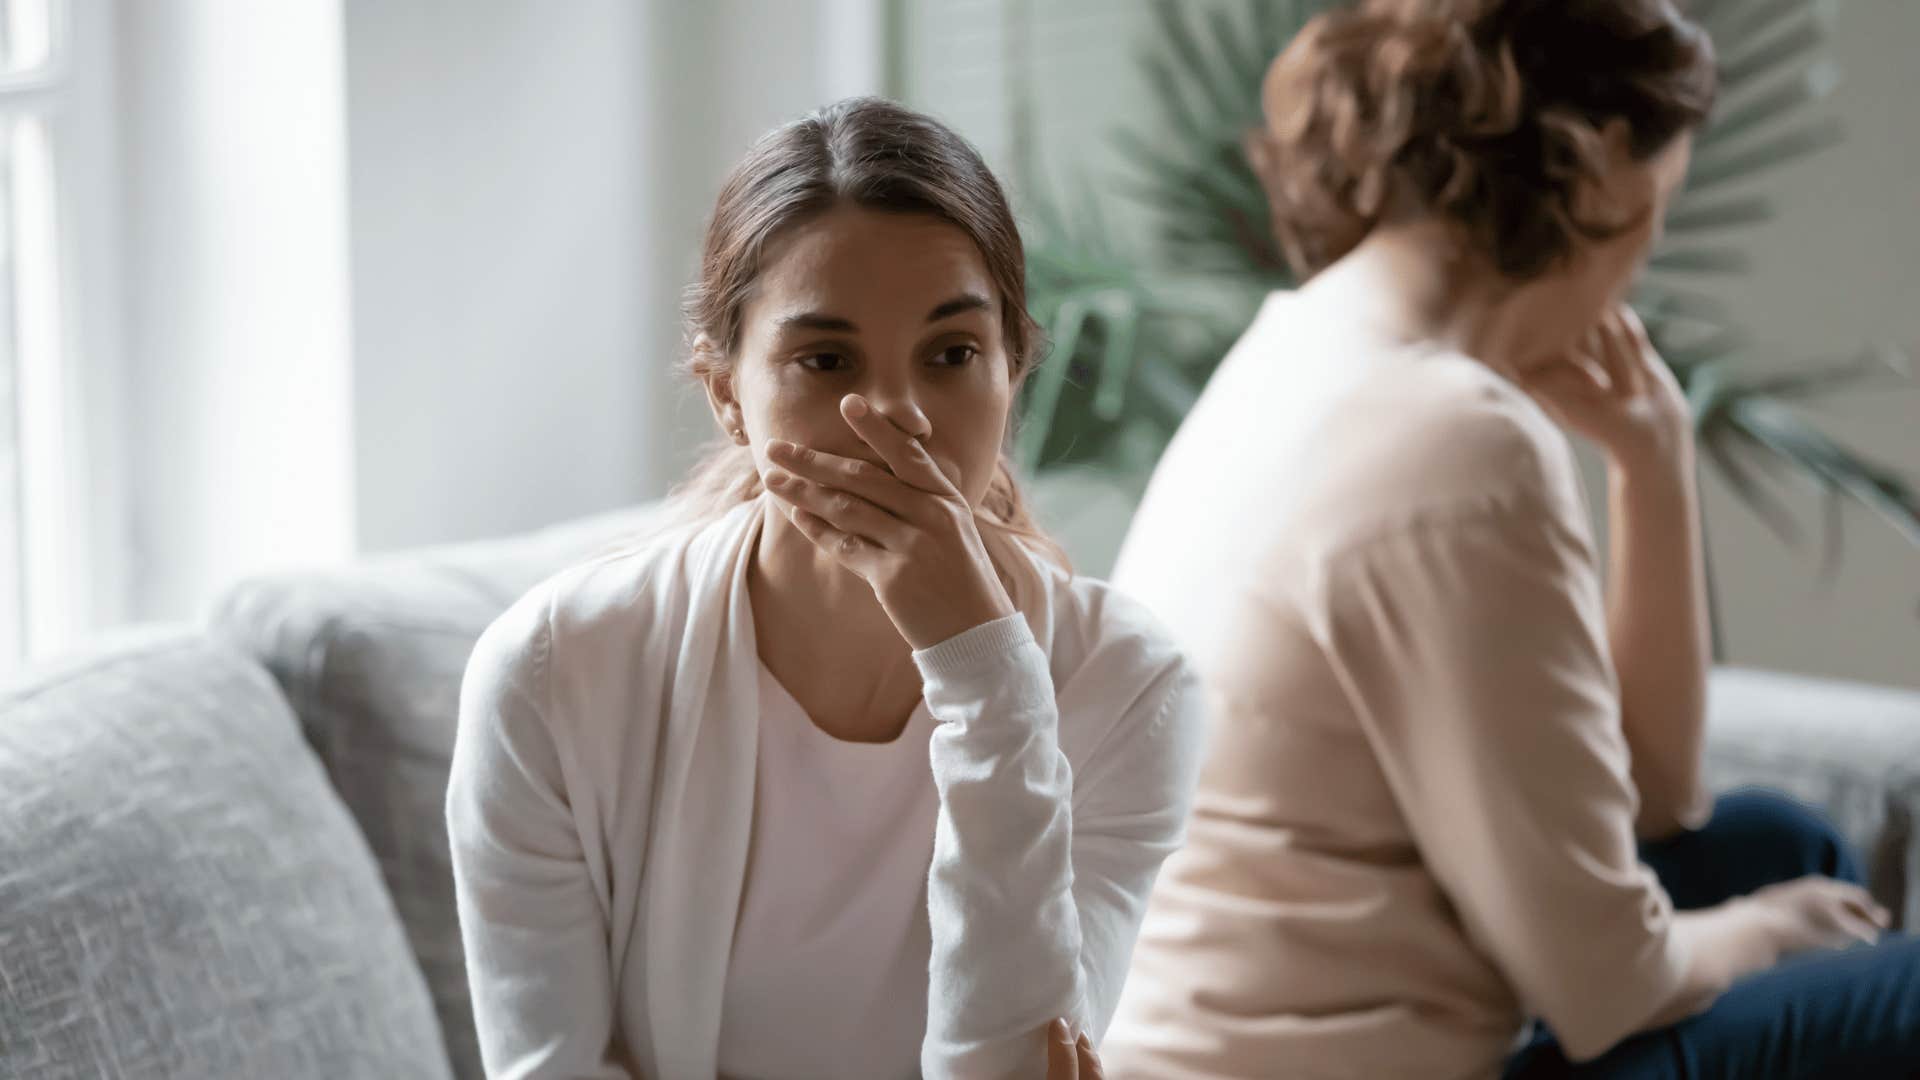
798,352,850,373
932,344,978,368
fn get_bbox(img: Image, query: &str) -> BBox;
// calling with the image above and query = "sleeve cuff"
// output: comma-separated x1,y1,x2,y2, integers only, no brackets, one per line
911,612,1036,685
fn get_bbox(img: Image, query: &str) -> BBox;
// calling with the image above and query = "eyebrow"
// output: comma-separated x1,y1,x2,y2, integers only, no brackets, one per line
775,292,994,334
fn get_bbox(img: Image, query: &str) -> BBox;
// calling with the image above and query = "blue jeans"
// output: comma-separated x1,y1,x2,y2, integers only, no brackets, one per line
1504,789,1920,1079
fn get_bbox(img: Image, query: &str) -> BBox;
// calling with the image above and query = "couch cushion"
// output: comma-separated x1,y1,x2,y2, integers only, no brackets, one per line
211,503,665,1080
0,628,452,1080
1705,666,1920,929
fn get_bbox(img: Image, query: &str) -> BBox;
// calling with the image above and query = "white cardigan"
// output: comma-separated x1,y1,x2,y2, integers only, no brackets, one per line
446,499,1205,1079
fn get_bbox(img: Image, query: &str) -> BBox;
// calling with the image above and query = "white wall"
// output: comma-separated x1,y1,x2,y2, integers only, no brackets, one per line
342,0,651,553
342,0,884,552
914,0,1920,690
1685,0,1920,689
116,0,356,621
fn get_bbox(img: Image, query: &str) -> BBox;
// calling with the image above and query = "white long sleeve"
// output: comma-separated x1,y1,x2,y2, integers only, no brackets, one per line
445,502,1204,1079
915,614,1204,1079
447,592,634,1080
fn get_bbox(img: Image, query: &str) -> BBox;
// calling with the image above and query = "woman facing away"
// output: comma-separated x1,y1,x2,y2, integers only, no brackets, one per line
446,98,1205,1080
1104,2,1920,1077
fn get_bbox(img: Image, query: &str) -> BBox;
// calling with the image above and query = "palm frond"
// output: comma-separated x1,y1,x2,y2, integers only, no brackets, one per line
1719,19,1825,92
1015,0,1917,583
1646,246,1754,274
1729,397,1920,546
1662,195,1775,235
1693,65,1839,152
1703,0,1824,49
1684,121,1846,193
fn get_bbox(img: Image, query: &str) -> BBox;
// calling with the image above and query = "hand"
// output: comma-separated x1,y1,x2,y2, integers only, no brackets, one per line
1523,304,1694,475
761,394,1016,651
1746,875,1890,958
1045,1018,1104,1079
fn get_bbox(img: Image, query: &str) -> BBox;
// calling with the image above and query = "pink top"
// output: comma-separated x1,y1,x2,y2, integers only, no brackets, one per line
1103,293,1708,1079
716,665,939,1080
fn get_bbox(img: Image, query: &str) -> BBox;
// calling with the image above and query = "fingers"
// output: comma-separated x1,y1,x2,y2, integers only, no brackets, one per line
1544,327,1613,398
1612,302,1654,354
1045,1018,1079,1080
1826,903,1883,946
1522,365,1611,441
1078,1032,1105,1080
765,439,921,522
1838,911,1885,945
1529,362,1607,404
1597,308,1648,398
777,504,881,576
764,467,907,552
840,395,955,495
1776,877,1892,948
1827,881,1891,936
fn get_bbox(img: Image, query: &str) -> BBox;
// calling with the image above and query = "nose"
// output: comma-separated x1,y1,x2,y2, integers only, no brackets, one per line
862,379,932,440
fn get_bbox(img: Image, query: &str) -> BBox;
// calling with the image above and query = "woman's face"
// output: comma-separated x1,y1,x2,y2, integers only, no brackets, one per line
1564,129,1695,323
713,203,1014,510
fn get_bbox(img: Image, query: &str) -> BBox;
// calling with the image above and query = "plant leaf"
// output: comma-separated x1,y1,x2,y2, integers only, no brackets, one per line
1717,14,1828,94
1646,247,1753,274
1694,65,1838,152
1018,295,1093,470
1662,195,1775,234
1684,121,1846,193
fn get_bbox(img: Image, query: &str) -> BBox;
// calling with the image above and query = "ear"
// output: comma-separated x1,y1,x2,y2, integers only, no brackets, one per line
1586,117,1657,227
695,336,750,446
1598,118,1653,190
1599,116,1635,160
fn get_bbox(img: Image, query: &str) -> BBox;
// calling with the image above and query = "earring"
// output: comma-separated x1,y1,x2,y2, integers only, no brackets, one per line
731,428,746,444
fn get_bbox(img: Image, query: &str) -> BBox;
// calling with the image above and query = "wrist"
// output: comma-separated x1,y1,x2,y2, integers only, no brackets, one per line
901,589,1016,652
1609,431,1697,497
911,611,1032,681
1728,894,1788,968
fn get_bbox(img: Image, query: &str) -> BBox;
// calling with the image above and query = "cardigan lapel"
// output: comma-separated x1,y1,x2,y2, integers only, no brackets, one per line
641,503,764,1079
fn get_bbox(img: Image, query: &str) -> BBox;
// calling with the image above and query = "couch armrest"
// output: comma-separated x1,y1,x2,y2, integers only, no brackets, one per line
1703,666,1920,928
208,502,668,1080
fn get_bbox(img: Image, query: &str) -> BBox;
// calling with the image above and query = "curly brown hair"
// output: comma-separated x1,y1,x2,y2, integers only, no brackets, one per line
1251,0,1717,281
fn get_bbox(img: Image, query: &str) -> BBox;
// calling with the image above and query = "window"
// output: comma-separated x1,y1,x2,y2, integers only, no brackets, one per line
0,0,66,673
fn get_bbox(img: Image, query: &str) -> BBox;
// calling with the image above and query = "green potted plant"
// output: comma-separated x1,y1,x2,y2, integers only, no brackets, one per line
1017,0,1918,593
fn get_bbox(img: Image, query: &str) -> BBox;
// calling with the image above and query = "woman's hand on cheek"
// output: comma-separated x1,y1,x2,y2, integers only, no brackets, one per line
761,393,1016,650
1524,304,1695,476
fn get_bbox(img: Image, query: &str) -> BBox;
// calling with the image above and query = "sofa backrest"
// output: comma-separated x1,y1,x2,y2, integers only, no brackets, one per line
212,503,667,1080
0,628,451,1080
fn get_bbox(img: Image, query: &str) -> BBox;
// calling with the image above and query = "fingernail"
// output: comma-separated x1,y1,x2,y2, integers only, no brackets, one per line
842,395,869,417
766,439,794,457
765,470,790,488
1077,1032,1092,1050
1051,1018,1071,1041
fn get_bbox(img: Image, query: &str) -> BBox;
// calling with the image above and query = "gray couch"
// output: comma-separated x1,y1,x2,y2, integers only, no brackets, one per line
5,502,1920,1079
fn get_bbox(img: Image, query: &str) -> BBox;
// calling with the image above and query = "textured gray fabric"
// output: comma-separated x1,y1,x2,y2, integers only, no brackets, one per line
197,493,1920,1075
0,629,451,1080
211,503,667,1080
1704,665,1920,929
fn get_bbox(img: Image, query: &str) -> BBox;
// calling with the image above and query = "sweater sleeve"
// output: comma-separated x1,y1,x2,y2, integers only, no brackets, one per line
446,594,634,1080
914,613,1205,1080
1318,498,1695,1063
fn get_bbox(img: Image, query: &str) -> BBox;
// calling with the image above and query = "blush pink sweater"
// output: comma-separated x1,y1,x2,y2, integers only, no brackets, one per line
1103,293,1713,1079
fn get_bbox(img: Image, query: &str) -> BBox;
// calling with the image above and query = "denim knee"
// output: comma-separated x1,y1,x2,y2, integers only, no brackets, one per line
1710,788,1862,885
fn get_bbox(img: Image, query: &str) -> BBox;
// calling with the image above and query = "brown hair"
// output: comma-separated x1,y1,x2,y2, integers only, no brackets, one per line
671,97,1066,573
1251,0,1717,280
